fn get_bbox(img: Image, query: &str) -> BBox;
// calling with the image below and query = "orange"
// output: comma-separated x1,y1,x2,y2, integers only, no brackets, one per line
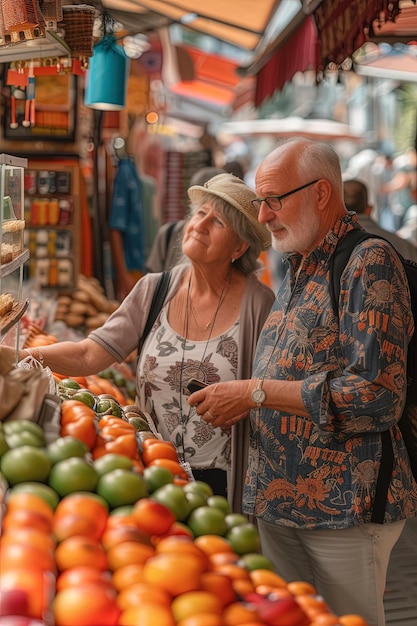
55,535,108,571
194,534,235,556
295,594,332,620
0,527,56,553
200,571,237,607
54,492,108,521
231,578,256,597
6,491,55,521
1,508,53,534
177,615,224,626
106,540,155,571
118,603,175,626
53,513,107,542
132,497,176,535
155,535,209,569
101,525,153,551
56,566,113,592
112,563,145,591
0,540,56,575
255,584,291,599
286,579,318,596
143,552,206,596
309,615,342,626
53,583,120,626
0,566,54,619
213,562,251,581
209,551,239,567
116,581,172,610
249,568,287,589
338,616,370,626
222,601,260,625
172,590,222,623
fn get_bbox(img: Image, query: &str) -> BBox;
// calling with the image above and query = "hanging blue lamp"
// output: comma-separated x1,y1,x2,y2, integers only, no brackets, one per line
85,32,130,110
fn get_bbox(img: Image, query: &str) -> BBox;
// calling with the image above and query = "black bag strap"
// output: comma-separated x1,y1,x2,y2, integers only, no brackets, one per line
138,271,171,354
330,230,394,524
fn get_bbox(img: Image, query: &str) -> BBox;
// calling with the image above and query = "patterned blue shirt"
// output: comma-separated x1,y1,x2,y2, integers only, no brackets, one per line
243,213,417,529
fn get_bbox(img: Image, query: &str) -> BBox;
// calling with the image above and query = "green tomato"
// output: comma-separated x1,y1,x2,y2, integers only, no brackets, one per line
96,468,147,508
186,505,228,537
151,483,191,521
226,522,261,555
94,453,134,476
46,436,89,465
0,445,51,485
48,456,98,496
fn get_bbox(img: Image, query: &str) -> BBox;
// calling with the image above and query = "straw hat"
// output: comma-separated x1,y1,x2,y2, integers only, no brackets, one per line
187,173,271,250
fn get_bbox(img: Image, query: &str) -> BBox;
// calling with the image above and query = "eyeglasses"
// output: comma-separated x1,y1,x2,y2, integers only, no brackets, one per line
251,179,319,212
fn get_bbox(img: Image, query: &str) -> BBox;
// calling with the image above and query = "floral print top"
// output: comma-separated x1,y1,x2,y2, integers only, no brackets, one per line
243,214,417,529
137,307,240,470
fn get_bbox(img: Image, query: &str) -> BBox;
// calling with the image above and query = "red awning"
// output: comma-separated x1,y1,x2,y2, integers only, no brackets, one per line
169,46,255,111
254,16,319,107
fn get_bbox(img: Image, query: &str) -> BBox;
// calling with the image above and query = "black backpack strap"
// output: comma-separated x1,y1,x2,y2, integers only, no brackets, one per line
138,271,171,354
329,230,373,314
330,230,394,524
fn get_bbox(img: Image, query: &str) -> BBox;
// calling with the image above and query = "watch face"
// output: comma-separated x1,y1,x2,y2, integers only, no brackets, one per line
252,388,266,405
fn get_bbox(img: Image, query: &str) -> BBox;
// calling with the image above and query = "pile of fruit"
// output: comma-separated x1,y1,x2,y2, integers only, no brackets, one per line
0,379,369,626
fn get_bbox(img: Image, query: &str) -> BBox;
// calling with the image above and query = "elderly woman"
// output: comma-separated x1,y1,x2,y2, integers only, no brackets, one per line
18,173,274,508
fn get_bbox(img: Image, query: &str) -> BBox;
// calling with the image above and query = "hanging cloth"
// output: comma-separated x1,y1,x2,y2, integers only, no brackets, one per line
109,158,146,273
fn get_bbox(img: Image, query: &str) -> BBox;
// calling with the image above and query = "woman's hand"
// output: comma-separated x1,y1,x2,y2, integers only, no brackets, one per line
188,379,255,427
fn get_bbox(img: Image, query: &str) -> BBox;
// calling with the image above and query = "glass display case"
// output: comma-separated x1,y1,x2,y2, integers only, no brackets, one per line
0,154,30,358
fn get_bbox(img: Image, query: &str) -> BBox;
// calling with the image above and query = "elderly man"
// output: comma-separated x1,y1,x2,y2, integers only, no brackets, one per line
189,138,417,626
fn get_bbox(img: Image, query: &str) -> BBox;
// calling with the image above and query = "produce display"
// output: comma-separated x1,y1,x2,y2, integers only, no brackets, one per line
0,375,369,626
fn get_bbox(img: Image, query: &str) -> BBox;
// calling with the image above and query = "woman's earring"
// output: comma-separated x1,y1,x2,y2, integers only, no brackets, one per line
231,258,235,263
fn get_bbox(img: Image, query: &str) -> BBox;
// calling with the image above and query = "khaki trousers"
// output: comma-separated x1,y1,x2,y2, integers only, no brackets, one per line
257,517,406,626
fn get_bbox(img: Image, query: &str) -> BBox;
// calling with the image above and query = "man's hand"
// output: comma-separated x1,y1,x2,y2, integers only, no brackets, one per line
188,379,255,427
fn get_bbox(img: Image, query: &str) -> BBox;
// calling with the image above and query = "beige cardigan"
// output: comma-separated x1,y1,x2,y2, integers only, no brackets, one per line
90,264,275,513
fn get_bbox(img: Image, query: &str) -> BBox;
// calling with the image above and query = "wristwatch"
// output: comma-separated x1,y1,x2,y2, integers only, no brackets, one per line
251,379,266,407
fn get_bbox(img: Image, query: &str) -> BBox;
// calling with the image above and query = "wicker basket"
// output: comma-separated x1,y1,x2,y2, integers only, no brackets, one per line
0,0,46,45
61,4,96,59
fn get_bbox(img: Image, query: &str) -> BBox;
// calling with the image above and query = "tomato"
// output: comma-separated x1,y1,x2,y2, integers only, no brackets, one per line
207,495,231,515
226,523,261,555
94,453,134,476
142,441,179,465
96,469,147,508
239,553,274,572
61,417,97,450
151,483,191,521
0,446,51,485
103,434,139,459
183,480,213,501
46,436,89,465
48,457,99,497
187,506,228,537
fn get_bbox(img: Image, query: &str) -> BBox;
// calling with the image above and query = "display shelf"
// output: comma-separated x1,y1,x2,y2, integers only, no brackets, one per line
0,153,28,352
0,299,29,337
0,249,30,278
